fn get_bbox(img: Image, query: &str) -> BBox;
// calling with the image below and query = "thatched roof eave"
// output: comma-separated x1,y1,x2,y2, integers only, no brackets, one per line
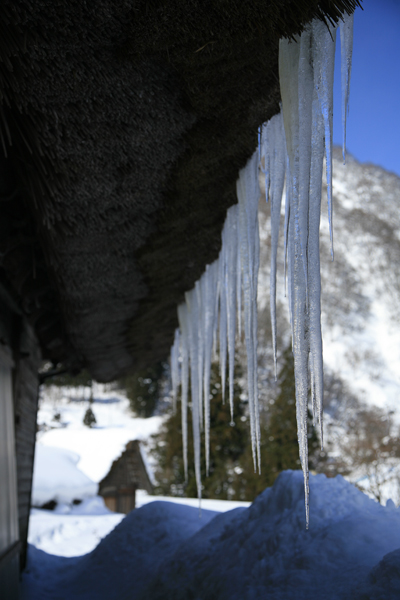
0,0,361,381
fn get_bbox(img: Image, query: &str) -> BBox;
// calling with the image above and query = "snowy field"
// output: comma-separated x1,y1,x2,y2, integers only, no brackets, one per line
35,384,162,494
22,471,400,600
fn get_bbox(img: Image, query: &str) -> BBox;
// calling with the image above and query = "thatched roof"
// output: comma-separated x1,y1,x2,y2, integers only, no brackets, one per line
0,0,360,381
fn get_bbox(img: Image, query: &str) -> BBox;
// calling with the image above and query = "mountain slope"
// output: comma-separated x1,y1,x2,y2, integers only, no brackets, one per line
258,147,400,415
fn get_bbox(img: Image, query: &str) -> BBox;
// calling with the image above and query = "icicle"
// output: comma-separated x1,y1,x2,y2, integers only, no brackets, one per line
177,304,189,482
224,206,238,424
237,152,261,473
218,245,227,403
185,288,202,501
283,155,290,299
253,216,261,474
340,12,354,164
308,81,325,447
202,261,219,476
170,328,180,413
312,19,337,260
279,29,313,530
278,13,354,527
261,113,286,377
195,280,204,432
170,9,355,524
236,234,242,337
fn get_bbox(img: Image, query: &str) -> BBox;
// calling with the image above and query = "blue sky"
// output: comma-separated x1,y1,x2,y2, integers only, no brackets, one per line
333,0,400,176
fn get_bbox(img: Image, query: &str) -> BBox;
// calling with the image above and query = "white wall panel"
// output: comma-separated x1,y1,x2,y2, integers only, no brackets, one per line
0,356,19,554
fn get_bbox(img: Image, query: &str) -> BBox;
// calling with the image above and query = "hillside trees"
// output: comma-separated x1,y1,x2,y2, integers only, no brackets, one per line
153,348,326,501
120,362,166,418
153,362,249,499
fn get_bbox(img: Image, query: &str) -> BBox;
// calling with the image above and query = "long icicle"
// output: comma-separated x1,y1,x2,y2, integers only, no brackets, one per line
237,152,261,473
185,288,202,502
225,206,238,424
340,12,354,164
170,328,180,413
312,19,337,260
177,304,189,482
261,113,286,377
202,261,219,476
195,280,204,432
218,243,228,403
171,10,355,524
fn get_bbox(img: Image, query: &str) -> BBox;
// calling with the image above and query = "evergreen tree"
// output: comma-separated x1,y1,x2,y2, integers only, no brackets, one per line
232,346,324,500
153,348,326,502
83,406,96,428
120,362,165,418
153,362,249,499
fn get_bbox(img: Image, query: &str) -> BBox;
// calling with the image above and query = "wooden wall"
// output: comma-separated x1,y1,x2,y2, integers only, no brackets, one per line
13,319,41,570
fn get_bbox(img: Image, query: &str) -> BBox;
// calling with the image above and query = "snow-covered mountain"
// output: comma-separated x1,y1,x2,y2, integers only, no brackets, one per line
258,147,400,415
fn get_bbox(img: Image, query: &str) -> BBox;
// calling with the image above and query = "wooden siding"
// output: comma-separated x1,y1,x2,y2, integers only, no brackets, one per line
13,320,41,570
0,542,20,600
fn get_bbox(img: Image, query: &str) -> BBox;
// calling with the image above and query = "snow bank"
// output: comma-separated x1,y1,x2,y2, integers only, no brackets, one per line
22,471,400,600
28,504,123,558
27,494,249,559
23,502,218,600
143,471,400,600
32,445,97,506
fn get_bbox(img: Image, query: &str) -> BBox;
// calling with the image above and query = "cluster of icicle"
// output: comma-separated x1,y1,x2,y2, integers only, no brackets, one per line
170,12,354,525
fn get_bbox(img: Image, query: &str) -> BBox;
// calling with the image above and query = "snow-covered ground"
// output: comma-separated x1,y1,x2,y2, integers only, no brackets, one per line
28,492,251,558
22,471,400,600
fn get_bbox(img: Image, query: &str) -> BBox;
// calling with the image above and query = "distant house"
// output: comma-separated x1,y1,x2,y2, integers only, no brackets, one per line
98,441,153,514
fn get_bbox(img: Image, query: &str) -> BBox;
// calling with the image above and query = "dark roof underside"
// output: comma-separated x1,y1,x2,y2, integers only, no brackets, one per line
0,0,361,381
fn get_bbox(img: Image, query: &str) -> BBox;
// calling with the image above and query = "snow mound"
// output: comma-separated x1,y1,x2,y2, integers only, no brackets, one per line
142,471,400,600
23,502,218,600
365,548,400,599
23,472,400,600
32,444,98,506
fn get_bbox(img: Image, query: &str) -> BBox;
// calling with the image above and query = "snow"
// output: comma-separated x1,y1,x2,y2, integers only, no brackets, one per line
320,151,400,416
22,471,400,599
27,493,250,558
32,445,97,506
28,499,123,558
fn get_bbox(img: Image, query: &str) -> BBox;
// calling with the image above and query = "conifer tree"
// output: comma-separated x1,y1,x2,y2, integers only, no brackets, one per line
83,406,96,428
121,362,165,418
153,362,249,499
232,346,323,499
153,348,325,502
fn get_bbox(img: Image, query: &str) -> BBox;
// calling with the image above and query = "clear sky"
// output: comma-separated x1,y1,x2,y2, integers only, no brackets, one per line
333,0,400,176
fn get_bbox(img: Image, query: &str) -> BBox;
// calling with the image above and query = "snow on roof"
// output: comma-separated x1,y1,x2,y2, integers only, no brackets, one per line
31,445,97,506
